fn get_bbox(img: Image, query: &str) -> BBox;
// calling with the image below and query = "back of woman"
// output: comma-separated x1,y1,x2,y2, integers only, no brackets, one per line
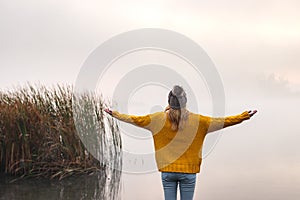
105,85,257,200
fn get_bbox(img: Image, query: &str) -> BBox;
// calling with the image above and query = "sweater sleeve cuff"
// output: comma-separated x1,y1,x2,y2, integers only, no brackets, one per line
111,111,125,120
241,111,251,120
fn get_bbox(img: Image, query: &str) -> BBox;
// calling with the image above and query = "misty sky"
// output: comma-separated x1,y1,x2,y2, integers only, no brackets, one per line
1,0,300,200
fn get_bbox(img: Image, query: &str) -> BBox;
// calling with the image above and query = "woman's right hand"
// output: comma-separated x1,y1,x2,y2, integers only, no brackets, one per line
248,110,258,118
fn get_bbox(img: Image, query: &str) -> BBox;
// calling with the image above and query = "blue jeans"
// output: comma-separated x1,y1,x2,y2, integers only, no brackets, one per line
161,172,196,200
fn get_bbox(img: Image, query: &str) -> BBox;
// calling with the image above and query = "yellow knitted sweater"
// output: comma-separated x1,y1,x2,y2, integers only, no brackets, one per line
112,110,250,173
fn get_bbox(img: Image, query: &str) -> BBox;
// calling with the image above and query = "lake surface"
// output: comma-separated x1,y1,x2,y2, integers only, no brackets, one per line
0,171,121,200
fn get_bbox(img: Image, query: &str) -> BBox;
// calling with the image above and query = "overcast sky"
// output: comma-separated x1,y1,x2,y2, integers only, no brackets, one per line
1,0,300,199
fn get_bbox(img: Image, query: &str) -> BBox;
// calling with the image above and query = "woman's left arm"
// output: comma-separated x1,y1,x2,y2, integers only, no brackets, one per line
104,108,151,128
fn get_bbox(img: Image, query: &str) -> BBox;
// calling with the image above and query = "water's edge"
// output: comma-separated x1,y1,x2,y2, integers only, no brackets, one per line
0,171,120,200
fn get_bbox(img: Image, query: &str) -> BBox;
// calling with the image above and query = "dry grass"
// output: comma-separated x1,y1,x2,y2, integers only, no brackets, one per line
0,84,122,181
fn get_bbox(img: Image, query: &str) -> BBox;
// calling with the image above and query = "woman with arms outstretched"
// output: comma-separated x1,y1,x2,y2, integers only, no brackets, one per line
105,85,257,200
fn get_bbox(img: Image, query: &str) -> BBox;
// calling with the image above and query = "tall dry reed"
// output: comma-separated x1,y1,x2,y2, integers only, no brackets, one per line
0,84,122,183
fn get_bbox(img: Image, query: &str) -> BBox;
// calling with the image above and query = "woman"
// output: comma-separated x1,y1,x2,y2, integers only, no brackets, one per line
105,85,257,200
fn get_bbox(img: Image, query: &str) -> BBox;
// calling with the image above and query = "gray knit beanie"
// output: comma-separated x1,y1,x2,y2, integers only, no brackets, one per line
168,85,187,109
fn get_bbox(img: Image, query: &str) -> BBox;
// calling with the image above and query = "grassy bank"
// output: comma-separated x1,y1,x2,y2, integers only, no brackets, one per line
0,84,122,181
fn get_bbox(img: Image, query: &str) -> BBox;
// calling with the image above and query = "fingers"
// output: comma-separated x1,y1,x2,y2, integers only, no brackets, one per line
248,110,258,117
104,108,113,116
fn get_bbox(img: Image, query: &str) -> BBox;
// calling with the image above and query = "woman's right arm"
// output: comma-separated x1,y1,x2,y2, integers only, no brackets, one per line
202,110,257,133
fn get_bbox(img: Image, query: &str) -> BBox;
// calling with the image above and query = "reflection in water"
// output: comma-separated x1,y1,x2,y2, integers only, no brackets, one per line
0,169,121,200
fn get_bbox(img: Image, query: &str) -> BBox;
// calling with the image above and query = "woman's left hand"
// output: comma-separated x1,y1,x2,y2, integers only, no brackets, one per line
104,108,113,116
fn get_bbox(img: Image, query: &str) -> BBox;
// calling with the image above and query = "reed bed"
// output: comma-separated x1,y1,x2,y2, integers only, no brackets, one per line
0,84,122,183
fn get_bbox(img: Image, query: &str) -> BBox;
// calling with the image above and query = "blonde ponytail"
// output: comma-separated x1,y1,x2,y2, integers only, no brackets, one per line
165,106,189,131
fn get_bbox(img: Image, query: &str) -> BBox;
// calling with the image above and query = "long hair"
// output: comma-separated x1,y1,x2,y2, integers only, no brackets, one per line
165,105,189,131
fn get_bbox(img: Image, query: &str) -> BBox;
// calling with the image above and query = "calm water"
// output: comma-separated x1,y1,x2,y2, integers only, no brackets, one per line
0,171,121,200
